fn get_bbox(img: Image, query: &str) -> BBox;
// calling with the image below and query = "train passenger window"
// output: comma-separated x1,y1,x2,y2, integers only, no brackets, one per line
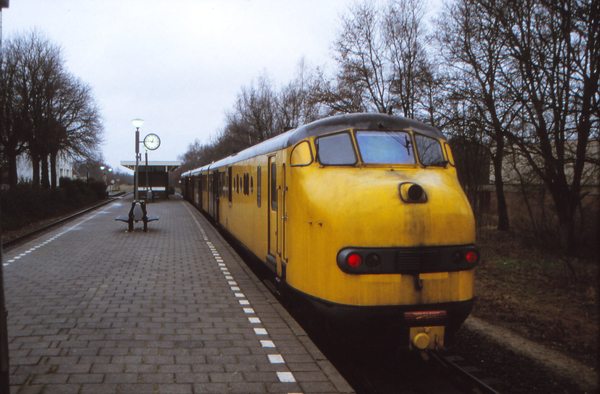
415,134,446,167
356,131,415,164
315,132,357,165
270,163,277,211
228,167,232,202
257,167,261,207
251,176,254,194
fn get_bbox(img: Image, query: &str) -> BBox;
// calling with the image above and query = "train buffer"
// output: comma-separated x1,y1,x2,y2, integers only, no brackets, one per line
115,200,159,231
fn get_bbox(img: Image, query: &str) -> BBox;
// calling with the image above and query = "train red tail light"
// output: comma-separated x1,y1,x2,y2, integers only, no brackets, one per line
466,250,478,264
347,253,362,268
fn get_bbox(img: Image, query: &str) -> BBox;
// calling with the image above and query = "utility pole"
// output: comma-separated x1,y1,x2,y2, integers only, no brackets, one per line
0,2,11,393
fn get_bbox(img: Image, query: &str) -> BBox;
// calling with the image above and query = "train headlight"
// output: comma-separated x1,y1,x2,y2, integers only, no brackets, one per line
347,253,362,268
399,182,427,203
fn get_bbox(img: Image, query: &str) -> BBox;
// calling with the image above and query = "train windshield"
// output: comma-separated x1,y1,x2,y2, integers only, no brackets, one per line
356,131,416,164
315,132,358,165
414,134,446,166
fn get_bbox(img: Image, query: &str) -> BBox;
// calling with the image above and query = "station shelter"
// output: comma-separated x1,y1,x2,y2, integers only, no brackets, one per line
120,160,181,201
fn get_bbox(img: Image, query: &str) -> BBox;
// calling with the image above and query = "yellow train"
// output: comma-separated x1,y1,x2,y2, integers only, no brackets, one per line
182,113,478,351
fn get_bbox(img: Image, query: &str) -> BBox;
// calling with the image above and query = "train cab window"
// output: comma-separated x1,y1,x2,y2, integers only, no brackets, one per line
315,132,357,165
415,134,446,167
257,166,262,207
291,141,313,166
356,131,415,164
444,142,455,166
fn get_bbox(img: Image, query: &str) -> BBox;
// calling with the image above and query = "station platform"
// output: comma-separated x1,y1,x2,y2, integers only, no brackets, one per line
2,195,354,394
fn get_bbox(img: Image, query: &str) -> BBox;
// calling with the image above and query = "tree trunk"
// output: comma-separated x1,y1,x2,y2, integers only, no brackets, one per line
31,153,40,187
491,145,510,231
50,151,58,188
7,153,18,188
41,154,50,188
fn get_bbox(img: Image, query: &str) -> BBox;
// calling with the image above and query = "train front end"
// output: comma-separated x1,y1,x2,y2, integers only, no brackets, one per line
285,118,478,350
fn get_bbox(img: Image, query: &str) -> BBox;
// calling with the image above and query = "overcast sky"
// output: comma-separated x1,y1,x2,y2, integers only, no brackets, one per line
2,0,438,174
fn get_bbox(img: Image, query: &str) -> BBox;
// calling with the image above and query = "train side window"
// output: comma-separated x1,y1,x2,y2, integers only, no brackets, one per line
270,162,277,211
415,134,446,167
257,166,262,207
251,176,254,194
228,167,232,202
291,141,313,166
236,174,240,193
315,132,357,165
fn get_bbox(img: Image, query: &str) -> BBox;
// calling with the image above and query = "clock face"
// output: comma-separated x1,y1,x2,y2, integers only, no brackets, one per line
143,133,161,150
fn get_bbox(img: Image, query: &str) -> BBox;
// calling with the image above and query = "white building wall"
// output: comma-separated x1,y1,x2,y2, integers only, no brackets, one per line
16,154,74,184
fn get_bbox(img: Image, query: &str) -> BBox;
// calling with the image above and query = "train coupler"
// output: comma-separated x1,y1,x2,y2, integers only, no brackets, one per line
409,326,445,358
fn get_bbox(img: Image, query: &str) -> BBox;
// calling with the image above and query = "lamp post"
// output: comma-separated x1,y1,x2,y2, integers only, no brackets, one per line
100,166,107,198
131,119,144,201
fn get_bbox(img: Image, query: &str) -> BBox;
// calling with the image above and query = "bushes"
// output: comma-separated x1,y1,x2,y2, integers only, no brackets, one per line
0,179,102,232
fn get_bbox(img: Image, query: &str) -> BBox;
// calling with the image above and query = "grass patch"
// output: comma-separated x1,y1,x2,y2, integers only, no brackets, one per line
473,228,598,370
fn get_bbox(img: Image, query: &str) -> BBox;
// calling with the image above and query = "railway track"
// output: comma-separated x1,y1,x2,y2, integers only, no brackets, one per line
299,321,506,394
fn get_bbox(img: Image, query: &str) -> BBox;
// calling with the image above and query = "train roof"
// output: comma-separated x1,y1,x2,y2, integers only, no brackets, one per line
181,113,445,177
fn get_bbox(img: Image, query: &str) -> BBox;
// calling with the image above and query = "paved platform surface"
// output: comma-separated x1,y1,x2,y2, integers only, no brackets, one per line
2,195,354,394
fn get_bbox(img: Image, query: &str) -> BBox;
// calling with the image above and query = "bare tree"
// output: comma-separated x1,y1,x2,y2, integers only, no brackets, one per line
328,1,391,114
0,30,103,188
494,0,599,254
0,36,28,187
384,0,432,118
276,59,324,131
435,0,516,231
436,0,599,253
318,0,433,118
46,74,103,187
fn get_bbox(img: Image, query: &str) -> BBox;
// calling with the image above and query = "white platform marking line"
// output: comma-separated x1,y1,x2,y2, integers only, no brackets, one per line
269,354,285,364
3,204,113,265
184,199,298,386
277,372,296,383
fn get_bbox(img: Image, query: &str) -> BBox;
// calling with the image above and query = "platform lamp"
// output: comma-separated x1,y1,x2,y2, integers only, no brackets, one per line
131,118,144,201
100,166,107,198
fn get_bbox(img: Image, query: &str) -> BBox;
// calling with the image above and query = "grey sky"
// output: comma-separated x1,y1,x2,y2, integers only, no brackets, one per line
2,0,353,172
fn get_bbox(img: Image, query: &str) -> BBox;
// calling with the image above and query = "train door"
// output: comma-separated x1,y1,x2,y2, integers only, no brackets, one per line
267,156,278,266
194,178,200,208
211,170,219,222
282,163,287,263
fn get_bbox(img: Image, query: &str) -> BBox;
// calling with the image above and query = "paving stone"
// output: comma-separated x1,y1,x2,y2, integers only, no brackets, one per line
4,197,354,393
